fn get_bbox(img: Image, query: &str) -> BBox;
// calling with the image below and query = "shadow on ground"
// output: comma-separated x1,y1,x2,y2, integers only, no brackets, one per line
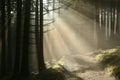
0,64,83,80
32,64,83,80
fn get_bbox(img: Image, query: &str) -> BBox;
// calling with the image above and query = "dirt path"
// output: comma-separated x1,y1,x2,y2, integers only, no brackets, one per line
62,52,115,80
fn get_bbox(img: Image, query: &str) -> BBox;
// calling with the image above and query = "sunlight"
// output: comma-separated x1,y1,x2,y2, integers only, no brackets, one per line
44,8,98,68
43,0,47,3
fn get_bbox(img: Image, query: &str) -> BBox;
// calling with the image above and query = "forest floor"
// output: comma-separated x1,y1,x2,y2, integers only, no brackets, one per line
60,51,116,80
43,7,116,80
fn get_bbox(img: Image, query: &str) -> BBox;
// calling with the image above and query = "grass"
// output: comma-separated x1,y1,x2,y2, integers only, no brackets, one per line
96,47,120,79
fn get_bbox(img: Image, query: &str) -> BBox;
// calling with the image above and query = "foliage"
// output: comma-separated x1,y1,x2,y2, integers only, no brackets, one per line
96,47,120,79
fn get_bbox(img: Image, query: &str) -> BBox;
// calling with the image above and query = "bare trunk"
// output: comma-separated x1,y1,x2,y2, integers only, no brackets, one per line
0,0,7,76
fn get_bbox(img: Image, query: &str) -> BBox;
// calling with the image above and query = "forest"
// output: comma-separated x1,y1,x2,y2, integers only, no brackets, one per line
0,0,120,80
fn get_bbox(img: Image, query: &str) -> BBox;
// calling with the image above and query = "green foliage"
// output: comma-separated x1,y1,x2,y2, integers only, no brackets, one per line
45,57,65,68
96,47,120,79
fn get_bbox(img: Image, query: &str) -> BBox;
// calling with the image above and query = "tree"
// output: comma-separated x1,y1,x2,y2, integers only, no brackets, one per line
6,0,13,75
0,0,7,77
37,0,46,72
20,0,31,75
14,0,22,75
0,0,47,78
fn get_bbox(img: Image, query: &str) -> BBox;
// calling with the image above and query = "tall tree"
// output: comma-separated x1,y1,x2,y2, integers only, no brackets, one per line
0,0,7,76
6,0,13,75
14,0,22,75
35,0,41,72
38,0,46,71
35,0,46,72
20,0,31,75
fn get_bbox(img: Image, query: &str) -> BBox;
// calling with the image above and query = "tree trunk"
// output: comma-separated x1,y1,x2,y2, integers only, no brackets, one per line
6,0,13,75
38,0,46,71
0,0,7,76
14,0,22,75
20,0,31,75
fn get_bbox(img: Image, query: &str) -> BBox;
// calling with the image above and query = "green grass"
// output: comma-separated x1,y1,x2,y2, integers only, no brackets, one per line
96,47,120,79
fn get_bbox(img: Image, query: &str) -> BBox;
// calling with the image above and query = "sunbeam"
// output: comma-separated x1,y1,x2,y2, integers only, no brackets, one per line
44,8,97,67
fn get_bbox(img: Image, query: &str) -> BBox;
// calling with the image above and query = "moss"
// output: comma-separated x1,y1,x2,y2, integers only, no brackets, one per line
105,65,117,75
96,47,120,79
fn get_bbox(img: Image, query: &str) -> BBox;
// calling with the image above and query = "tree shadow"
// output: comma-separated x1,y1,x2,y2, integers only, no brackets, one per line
1,64,83,80
30,64,84,80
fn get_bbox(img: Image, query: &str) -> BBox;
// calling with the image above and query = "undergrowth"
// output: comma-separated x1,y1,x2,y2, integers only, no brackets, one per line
96,47,120,79
31,62,66,80
31,68,65,80
1,58,83,80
